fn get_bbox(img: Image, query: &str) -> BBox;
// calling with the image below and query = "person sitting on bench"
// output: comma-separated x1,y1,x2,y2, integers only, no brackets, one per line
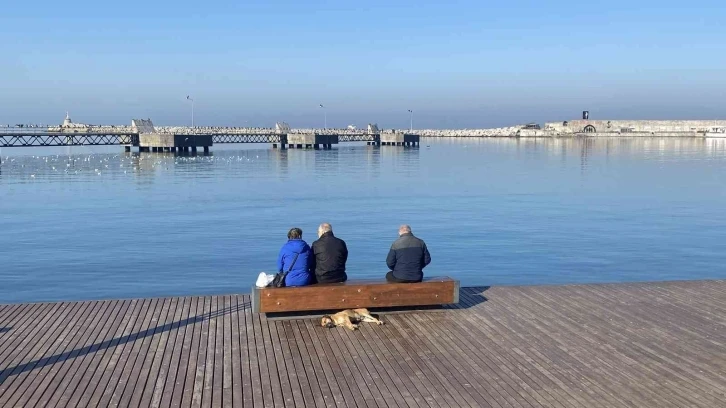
386,224,431,283
277,227,314,287
312,222,348,283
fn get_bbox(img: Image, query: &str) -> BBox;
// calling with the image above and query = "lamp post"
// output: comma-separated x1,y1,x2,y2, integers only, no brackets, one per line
408,109,413,132
319,104,326,129
187,96,195,128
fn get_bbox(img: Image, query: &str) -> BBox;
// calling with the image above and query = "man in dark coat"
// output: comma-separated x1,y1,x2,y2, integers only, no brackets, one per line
386,225,431,283
311,223,348,284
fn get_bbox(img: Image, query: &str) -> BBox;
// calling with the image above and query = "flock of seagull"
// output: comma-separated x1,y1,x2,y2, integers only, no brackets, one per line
0,151,277,181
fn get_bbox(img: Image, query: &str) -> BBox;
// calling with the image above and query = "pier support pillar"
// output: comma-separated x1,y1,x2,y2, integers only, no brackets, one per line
192,146,197,153
296,144,303,149
314,144,320,150
272,143,278,149
124,146,131,152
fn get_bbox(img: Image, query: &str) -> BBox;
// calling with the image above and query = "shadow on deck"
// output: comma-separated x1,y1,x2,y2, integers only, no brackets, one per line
0,301,248,384
0,290,486,383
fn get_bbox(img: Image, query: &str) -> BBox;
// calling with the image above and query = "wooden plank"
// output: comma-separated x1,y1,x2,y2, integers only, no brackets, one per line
242,295,265,408
0,302,70,396
259,314,296,407
74,298,143,408
280,320,318,407
177,296,204,408
450,290,573,408
206,296,221,408
323,321,382,408
448,292,576,408
293,320,342,408
310,318,371,408
0,302,83,407
123,297,175,407
0,302,59,372
272,321,307,408
237,295,255,408
483,288,636,407
157,296,194,408
514,284,694,406
377,312,489,408
101,298,161,408
538,284,726,406
256,278,457,313
0,304,27,342
46,299,128,408
222,295,234,408
230,295,244,408
411,311,544,408
253,308,284,407
147,296,188,408
492,287,675,407
84,298,149,408
24,300,110,408
301,319,361,408
63,299,135,408
190,296,211,408
351,319,427,408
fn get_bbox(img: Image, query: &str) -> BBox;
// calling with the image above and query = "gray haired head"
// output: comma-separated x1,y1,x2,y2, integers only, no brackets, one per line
398,224,412,236
318,222,333,238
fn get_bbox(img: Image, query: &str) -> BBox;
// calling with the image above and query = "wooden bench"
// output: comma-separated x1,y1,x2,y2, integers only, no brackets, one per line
251,276,459,314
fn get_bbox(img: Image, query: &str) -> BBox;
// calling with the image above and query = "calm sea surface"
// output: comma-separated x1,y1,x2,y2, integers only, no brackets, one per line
2,138,726,303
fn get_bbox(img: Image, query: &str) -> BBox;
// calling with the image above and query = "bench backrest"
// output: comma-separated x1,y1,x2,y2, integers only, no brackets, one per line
252,276,459,313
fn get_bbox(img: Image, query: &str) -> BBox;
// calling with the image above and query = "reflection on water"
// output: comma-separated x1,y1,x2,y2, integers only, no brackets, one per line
1,138,726,303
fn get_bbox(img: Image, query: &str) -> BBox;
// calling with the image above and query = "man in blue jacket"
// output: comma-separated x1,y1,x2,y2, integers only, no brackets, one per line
386,225,431,283
277,227,314,287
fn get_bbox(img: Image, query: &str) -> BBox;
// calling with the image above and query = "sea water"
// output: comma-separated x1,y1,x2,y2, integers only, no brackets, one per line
1,137,726,303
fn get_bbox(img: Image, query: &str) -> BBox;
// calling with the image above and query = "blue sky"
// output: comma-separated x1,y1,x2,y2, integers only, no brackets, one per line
1,0,725,128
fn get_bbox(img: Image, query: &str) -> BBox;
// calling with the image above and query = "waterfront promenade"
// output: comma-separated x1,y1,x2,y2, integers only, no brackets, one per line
0,280,724,407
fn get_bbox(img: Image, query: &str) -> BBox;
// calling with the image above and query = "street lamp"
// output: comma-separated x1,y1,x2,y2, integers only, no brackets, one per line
187,96,195,127
319,104,326,129
408,109,413,132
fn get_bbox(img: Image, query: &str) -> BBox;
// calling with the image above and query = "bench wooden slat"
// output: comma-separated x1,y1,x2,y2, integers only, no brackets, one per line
252,277,459,313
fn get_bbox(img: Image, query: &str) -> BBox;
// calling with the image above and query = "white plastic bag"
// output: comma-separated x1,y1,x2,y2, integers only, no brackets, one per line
255,272,275,288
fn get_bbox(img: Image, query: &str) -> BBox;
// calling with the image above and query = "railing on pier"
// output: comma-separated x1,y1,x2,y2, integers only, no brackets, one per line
0,133,135,147
0,131,379,147
338,133,376,142
208,134,282,144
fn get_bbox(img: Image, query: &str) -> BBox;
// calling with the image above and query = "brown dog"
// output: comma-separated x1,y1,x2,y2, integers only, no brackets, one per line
321,308,384,331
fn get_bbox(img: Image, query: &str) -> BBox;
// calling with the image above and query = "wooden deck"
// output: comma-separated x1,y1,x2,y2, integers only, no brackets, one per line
0,280,724,408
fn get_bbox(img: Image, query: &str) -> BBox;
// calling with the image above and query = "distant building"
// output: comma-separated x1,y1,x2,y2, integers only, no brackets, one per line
59,112,89,132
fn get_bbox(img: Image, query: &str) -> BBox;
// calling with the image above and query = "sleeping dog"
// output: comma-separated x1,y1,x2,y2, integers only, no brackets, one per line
321,308,384,331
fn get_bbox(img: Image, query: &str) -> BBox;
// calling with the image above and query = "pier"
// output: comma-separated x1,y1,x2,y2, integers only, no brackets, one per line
0,118,420,154
0,280,724,407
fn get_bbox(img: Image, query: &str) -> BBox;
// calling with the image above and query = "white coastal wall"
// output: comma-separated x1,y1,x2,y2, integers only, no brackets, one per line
545,120,726,134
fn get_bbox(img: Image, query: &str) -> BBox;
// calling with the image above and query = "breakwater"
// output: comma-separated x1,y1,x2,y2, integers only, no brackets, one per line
4,117,726,138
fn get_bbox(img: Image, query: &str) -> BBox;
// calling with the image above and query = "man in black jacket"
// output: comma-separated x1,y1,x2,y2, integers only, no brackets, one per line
386,225,431,283
311,223,348,284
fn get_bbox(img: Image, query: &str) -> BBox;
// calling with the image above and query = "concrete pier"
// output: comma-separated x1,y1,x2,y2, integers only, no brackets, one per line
380,132,420,146
138,134,212,154
286,133,338,149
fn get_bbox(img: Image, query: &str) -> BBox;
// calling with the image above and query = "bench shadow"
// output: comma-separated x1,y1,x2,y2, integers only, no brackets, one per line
450,286,489,310
0,300,249,384
0,327,11,334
